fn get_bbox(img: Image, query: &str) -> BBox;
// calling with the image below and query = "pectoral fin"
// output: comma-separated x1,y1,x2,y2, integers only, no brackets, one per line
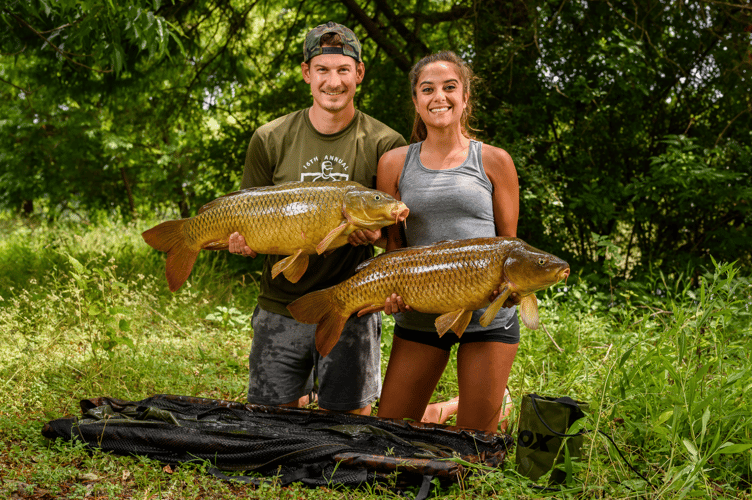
479,284,513,327
202,240,229,250
435,309,472,338
271,249,309,283
356,304,384,317
519,294,540,330
316,222,350,254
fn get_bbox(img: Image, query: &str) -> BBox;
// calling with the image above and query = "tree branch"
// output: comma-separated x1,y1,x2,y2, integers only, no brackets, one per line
372,0,429,57
405,5,474,24
698,0,752,12
714,105,752,146
9,13,111,73
339,0,412,72
0,76,32,95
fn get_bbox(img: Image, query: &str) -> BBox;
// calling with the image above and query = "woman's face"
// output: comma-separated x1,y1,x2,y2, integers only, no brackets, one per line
413,61,468,132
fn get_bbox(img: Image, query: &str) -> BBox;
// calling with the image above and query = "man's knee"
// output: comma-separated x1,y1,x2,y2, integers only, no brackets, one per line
316,403,372,416
345,404,372,416
279,393,313,408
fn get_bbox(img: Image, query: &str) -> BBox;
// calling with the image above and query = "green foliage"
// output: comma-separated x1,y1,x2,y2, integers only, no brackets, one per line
1,0,181,74
628,135,752,270
1,0,750,271
604,260,752,497
473,0,751,274
4,216,750,498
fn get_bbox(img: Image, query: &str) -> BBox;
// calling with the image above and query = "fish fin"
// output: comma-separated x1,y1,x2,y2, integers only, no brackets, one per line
197,189,247,214
282,253,309,283
356,304,384,317
519,294,540,330
316,222,350,254
452,310,473,338
315,314,349,357
435,309,471,338
202,240,229,250
287,289,347,357
271,250,308,283
142,219,199,292
479,284,513,327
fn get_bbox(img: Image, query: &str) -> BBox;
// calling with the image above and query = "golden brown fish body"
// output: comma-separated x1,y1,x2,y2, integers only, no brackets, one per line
287,237,570,356
142,181,409,292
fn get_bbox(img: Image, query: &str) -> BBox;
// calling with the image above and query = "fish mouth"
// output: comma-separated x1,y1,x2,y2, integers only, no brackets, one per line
392,203,410,225
557,267,571,282
342,202,409,229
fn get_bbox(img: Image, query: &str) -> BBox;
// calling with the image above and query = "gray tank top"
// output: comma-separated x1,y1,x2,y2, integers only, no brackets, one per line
394,140,516,332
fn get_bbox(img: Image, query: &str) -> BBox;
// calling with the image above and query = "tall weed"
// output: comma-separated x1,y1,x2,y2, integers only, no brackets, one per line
2,215,751,499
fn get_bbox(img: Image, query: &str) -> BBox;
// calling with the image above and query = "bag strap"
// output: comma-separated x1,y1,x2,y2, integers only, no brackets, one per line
527,393,653,488
529,393,585,438
414,475,435,500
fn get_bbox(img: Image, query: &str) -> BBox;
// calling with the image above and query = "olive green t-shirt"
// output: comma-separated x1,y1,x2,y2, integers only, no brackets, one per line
241,108,406,316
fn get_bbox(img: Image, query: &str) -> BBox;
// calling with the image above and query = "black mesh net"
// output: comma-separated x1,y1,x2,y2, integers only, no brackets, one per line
43,394,513,490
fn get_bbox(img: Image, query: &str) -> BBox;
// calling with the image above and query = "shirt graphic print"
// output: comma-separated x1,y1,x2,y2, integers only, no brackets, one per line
299,154,351,182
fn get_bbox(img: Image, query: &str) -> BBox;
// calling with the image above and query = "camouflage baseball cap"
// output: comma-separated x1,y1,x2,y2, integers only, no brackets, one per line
303,21,362,63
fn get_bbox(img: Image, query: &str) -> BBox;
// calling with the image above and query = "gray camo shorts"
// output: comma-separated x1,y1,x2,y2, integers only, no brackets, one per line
247,305,382,411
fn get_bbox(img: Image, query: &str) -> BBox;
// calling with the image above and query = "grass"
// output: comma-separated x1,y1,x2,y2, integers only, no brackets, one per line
1,213,751,499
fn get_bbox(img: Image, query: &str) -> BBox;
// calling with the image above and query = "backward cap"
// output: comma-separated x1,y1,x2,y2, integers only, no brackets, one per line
304,21,362,63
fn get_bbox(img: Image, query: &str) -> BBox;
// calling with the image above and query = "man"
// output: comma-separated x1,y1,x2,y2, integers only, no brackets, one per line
228,21,406,415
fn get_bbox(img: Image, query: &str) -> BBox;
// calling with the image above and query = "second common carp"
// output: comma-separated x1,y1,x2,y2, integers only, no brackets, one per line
142,181,409,291
287,237,570,357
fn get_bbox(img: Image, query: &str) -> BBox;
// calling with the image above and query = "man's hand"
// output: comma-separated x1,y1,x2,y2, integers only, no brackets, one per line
228,232,257,258
383,293,412,316
348,228,382,246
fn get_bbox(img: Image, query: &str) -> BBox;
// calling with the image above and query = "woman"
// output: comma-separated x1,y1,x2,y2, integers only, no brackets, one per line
375,51,520,434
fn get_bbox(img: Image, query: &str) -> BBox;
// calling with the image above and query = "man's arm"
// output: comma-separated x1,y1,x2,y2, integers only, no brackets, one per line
241,130,274,190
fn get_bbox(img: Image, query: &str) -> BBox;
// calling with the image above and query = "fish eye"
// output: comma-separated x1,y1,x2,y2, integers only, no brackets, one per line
538,258,545,266
374,195,381,201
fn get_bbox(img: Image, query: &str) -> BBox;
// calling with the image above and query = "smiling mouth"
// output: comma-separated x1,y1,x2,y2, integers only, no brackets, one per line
324,90,345,96
430,107,451,113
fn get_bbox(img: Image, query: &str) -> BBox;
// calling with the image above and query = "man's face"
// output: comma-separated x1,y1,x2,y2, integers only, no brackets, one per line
301,51,365,114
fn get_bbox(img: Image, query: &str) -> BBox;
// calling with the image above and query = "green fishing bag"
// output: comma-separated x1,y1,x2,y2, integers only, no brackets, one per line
515,393,587,484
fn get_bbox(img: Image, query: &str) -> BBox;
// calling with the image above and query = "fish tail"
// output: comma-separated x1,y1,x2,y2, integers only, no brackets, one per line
287,289,348,357
142,220,199,292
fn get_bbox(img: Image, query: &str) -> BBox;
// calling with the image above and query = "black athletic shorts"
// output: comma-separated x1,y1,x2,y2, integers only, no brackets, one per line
394,313,520,352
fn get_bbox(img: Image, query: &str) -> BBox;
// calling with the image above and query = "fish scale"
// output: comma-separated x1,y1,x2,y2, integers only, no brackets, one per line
186,184,335,252
287,237,570,357
142,181,408,292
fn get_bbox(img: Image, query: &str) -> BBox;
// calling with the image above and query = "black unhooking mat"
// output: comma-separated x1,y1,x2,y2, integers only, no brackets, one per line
42,394,513,494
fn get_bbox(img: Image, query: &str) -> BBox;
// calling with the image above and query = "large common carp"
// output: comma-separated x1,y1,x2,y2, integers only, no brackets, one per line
142,181,409,292
287,237,570,357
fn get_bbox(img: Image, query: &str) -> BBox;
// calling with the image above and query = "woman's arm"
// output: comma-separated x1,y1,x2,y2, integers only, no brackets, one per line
483,144,521,306
482,144,519,238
